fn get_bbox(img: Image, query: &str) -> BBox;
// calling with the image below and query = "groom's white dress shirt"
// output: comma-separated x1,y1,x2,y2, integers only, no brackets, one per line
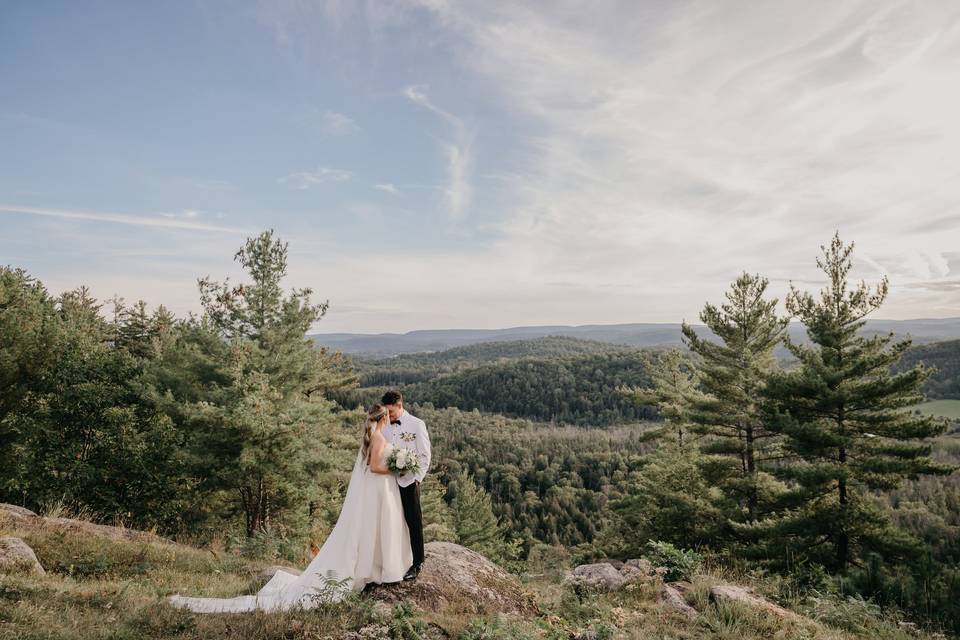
385,409,431,488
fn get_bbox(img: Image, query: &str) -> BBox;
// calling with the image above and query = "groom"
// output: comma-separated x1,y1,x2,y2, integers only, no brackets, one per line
382,390,431,581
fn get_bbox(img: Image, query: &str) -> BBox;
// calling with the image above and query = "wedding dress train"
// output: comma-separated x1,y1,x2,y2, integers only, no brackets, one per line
168,446,412,612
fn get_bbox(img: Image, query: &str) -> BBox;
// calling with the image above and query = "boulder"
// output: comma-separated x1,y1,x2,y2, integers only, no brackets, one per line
0,537,45,575
566,562,625,591
365,541,537,616
0,504,37,519
42,516,174,546
566,558,663,592
658,583,698,620
709,584,799,620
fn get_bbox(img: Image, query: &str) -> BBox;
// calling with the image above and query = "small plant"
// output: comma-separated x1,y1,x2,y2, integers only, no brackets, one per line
306,572,354,610
389,601,429,640
643,540,702,582
457,614,537,640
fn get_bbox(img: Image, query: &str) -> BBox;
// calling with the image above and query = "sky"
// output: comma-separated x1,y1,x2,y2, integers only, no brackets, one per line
2,1,960,333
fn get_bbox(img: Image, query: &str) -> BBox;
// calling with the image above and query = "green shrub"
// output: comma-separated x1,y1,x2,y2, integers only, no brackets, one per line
643,540,702,582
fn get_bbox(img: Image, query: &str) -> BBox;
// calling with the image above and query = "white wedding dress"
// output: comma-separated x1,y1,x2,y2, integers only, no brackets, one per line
168,445,412,612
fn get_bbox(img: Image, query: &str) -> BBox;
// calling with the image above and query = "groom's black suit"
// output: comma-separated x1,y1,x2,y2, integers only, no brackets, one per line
388,409,430,571
399,482,425,567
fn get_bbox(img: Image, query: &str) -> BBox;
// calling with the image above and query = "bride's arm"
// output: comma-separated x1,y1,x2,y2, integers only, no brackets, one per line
368,432,392,475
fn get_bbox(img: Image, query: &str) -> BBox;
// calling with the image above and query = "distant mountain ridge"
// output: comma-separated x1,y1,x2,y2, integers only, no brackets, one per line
311,318,960,356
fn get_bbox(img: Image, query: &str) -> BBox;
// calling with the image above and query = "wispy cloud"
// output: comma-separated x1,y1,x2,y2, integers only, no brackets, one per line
404,0,960,320
403,84,473,219
160,208,201,219
402,85,463,129
307,108,358,136
375,183,401,195
0,204,251,233
278,166,353,189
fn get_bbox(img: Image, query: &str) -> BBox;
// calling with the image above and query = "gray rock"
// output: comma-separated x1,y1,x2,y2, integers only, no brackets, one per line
0,537,45,575
621,557,659,584
566,562,626,591
709,584,798,620
658,583,698,620
0,504,37,518
365,541,537,615
43,516,174,546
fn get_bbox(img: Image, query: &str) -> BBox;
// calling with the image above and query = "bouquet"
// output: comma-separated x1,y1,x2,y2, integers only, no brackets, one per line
386,447,422,478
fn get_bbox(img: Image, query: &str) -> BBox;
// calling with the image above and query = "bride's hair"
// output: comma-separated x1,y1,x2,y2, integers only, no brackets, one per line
362,403,388,459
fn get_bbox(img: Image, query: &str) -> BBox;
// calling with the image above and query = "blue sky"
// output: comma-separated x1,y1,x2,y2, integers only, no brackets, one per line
3,1,959,332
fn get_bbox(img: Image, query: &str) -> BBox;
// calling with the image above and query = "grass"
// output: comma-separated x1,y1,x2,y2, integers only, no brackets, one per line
913,399,960,419
0,509,951,640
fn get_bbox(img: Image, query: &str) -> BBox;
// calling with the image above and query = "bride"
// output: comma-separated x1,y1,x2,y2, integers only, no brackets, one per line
168,404,412,612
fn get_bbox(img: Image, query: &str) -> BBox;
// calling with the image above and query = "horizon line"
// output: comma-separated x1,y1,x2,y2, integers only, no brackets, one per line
308,316,960,337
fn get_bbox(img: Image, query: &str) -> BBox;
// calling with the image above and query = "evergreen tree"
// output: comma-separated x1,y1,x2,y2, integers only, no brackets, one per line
196,230,355,535
113,299,157,359
759,234,952,572
681,273,789,522
621,348,699,447
419,474,456,542
0,271,191,526
451,474,520,565
604,441,725,554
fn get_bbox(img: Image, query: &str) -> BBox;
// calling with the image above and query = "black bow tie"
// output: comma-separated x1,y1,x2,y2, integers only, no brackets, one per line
390,419,402,425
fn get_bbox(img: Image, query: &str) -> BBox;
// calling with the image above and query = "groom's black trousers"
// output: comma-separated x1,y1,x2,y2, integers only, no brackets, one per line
399,481,425,567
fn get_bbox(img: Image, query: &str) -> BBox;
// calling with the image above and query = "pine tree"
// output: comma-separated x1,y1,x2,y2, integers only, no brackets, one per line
759,234,952,572
197,230,355,536
451,474,519,565
622,348,699,447
681,273,789,522
605,441,725,554
419,474,456,542
114,299,155,359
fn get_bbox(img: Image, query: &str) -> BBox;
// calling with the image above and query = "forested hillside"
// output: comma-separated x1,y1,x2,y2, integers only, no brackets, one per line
422,405,652,550
352,335,623,386
403,351,657,425
898,338,960,399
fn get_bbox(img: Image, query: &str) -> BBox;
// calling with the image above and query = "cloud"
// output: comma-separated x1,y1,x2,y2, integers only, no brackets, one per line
375,183,401,195
402,0,960,320
0,204,251,233
402,85,463,129
403,84,473,219
308,109,358,136
278,166,353,189
160,209,201,219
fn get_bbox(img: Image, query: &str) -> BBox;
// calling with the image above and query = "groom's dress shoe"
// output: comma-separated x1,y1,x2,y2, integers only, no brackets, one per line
402,564,421,581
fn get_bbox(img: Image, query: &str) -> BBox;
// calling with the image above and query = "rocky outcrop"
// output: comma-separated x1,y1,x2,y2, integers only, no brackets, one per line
709,584,799,620
658,583,698,620
365,541,537,616
566,562,627,591
41,516,175,546
565,558,664,592
0,537,45,575
0,504,37,519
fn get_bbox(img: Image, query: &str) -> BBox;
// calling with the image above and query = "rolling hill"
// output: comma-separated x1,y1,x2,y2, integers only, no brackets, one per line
312,317,960,356
351,335,627,386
